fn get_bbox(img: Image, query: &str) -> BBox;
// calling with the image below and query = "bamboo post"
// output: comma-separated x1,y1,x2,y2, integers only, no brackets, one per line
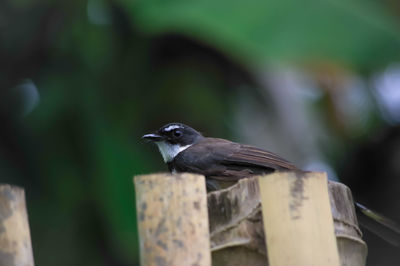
0,185,34,266
134,173,211,266
258,171,340,266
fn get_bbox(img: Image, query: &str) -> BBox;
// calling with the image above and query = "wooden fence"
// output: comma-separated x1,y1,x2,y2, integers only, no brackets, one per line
134,171,367,266
0,185,34,266
0,171,366,266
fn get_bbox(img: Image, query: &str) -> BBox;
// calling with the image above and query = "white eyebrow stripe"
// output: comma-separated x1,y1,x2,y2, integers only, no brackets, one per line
163,125,181,132
142,134,158,138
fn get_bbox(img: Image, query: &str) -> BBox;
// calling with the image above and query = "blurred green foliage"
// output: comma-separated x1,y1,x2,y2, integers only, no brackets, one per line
1,0,400,265
126,0,400,68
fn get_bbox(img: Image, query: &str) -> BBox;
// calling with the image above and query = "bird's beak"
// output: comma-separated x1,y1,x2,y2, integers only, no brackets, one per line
142,133,163,142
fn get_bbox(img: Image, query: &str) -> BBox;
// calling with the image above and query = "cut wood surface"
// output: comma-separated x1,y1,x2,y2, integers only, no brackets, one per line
208,173,366,266
134,173,211,266
134,172,366,266
208,177,265,254
0,184,34,266
259,171,340,266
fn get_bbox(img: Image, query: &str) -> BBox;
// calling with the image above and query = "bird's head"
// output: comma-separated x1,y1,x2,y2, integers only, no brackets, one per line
142,123,203,162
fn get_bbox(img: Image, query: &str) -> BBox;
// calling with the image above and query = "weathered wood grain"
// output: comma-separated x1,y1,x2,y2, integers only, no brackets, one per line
0,185,34,266
259,171,340,266
134,173,211,266
208,173,366,266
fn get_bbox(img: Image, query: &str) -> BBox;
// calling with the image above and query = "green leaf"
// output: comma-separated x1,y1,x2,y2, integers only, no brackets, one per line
122,0,400,68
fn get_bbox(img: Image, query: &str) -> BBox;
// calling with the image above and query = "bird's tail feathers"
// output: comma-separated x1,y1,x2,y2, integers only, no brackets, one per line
356,202,400,247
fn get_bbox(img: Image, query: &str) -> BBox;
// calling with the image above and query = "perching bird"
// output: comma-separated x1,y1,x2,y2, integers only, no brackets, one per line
143,122,400,247
142,122,298,189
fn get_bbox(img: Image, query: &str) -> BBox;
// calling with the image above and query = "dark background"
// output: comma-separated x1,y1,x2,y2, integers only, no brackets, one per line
1,0,400,265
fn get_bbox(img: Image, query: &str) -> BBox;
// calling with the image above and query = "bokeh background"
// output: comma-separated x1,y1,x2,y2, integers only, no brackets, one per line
1,0,400,265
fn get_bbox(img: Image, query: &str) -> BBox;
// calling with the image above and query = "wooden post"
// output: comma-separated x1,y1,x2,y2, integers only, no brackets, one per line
258,171,340,266
0,185,34,266
134,173,211,266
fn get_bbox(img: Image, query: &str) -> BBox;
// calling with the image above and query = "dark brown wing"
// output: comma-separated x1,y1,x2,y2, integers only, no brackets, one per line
223,144,298,171
173,137,298,182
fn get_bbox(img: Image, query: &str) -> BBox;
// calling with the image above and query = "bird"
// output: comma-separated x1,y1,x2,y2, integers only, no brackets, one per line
142,122,299,190
142,122,400,246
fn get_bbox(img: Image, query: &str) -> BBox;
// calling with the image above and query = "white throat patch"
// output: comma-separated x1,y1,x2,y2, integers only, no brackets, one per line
155,141,192,163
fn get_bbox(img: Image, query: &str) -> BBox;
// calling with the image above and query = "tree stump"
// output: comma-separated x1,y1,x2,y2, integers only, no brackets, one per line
208,173,367,266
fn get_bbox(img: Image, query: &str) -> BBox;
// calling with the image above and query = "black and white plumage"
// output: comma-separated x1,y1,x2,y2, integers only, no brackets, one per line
142,123,298,186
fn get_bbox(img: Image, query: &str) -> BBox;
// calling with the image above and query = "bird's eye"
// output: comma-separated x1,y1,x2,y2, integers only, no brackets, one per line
174,130,182,138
